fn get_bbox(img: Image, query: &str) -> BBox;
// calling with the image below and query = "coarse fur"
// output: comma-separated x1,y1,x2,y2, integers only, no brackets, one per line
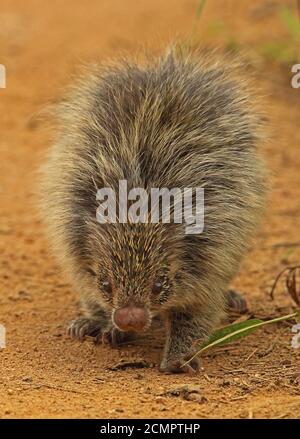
40,47,266,373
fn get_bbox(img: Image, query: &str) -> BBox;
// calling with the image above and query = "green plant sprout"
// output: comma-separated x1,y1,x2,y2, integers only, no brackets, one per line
183,310,300,367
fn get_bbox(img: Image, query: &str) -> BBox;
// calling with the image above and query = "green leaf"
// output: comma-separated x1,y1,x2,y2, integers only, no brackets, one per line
200,318,263,349
181,311,300,368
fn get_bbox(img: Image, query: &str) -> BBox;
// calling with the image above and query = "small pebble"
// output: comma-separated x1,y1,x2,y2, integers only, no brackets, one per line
22,376,33,383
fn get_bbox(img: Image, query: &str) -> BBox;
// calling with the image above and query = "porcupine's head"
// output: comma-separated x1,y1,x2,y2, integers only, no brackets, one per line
85,218,187,333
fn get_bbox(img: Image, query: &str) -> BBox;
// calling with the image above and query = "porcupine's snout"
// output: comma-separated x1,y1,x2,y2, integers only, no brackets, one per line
113,303,149,332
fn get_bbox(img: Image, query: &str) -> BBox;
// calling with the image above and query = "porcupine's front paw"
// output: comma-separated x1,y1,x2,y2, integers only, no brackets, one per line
67,316,135,347
67,316,105,341
159,352,200,374
101,327,135,348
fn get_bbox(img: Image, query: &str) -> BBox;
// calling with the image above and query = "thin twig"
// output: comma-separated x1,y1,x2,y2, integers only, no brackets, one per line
242,348,258,365
20,383,89,395
271,242,300,249
270,265,300,300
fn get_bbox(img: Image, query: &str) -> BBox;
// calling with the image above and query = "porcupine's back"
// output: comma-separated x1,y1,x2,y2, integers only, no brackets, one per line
40,48,266,311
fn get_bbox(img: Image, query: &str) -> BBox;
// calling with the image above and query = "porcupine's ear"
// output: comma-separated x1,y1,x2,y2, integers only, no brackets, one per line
163,40,194,66
164,42,177,59
164,42,184,64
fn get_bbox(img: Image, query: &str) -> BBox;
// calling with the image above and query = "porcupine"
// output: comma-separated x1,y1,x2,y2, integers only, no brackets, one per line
40,47,266,373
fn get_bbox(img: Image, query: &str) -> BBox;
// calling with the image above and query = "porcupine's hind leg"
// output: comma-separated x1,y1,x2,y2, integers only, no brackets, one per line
67,302,135,347
226,289,248,315
160,303,223,374
160,290,248,374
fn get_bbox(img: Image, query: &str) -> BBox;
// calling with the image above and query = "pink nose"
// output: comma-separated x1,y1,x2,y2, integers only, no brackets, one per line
113,305,148,332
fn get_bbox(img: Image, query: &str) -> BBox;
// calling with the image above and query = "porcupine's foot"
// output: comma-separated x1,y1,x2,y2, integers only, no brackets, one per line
226,289,248,314
100,328,136,348
67,316,135,347
160,355,200,374
159,310,209,375
67,316,105,342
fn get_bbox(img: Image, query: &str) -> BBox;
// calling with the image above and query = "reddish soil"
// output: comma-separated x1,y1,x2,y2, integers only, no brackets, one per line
0,0,299,419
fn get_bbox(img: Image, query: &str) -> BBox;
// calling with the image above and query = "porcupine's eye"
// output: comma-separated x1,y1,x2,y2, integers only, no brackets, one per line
101,279,113,297
152,280,163,295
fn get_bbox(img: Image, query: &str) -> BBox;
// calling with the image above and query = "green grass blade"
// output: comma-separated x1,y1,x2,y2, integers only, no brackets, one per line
280,7,300,42
182,311,300,367
195,0,207,19
200,318,264,349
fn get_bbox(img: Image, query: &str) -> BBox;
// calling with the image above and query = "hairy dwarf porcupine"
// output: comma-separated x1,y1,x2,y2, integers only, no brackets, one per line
40,48,266,373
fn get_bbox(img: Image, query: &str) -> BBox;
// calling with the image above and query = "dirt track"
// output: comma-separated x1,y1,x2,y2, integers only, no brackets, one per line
0,0,299,418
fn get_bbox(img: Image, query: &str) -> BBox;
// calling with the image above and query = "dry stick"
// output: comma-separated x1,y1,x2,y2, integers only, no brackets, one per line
274,413,289,419
286,267,300,306
271,242,300,249
258,342,276,358
20,383,89,395
231,395,249,401
242,348,258,365
221,367,247,373
270,265,300,300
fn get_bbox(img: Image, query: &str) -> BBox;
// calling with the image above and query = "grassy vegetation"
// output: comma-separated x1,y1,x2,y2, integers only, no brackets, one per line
192,0,300,64
183,310,300,367
261,6,300,64
184,263,300,366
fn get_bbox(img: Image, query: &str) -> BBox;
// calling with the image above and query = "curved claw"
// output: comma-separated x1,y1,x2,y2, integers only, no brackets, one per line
101,328,135,347
160,356,200,374
67,317,103,341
